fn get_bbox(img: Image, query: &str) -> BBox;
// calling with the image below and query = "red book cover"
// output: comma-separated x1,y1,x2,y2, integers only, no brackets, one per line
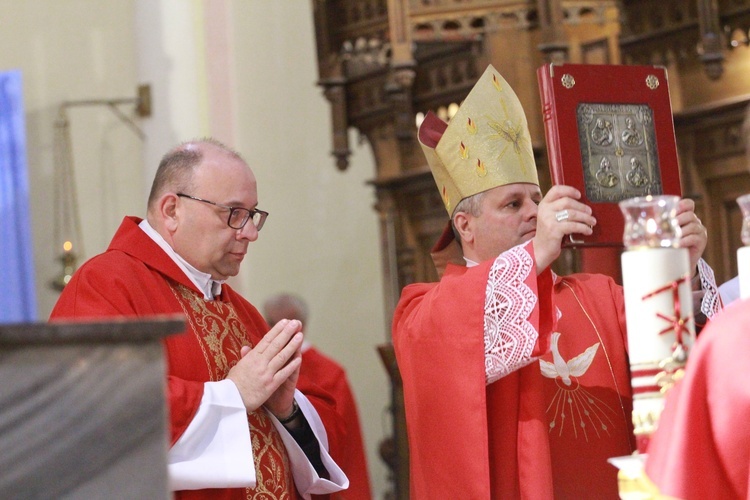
537,63,682,247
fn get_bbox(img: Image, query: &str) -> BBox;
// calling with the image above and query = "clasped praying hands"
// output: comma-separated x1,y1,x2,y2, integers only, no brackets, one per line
227,318,303,420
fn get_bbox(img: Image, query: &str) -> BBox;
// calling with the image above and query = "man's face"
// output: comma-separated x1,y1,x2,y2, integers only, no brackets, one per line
465,183,542,262
172,146,260,280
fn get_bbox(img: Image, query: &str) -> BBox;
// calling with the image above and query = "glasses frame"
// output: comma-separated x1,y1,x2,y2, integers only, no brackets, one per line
176,193,268,231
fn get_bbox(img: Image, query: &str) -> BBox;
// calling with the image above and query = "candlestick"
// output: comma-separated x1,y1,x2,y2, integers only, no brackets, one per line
619,195,694,453
50,241,78,292
51,109,83,292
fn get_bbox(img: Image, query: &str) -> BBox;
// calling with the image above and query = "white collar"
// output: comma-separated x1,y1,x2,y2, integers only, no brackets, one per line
139,220,224,300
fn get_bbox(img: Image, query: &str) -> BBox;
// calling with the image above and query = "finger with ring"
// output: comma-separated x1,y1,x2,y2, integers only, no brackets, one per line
555,209,570,222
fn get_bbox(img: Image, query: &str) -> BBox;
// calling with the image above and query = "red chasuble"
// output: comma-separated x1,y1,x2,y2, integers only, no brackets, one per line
545,274,635,498
645,300,750,499
393,247,635,499
50,216,343,500
299,347,372,499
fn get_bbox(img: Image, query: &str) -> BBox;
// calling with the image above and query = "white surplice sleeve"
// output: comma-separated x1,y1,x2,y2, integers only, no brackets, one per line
168,379,254,490
481,241,542,384
167,381,347,497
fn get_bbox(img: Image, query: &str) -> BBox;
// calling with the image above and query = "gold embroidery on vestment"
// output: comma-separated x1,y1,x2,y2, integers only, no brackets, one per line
171,283,294,498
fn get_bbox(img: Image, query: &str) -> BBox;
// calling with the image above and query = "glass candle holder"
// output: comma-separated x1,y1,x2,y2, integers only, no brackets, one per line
619,195,681,249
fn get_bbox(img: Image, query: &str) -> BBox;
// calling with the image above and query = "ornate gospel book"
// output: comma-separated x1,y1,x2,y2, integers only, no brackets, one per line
537,63,682,246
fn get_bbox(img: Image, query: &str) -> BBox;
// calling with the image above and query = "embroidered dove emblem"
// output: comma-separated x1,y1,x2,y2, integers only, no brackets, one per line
540,332,617,441
540,332,599,385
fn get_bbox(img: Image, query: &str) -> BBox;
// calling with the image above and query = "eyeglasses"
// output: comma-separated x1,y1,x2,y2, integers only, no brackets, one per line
176,193,268,231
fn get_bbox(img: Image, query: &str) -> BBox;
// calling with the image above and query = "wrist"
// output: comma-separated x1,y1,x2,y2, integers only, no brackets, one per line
276,400,301,425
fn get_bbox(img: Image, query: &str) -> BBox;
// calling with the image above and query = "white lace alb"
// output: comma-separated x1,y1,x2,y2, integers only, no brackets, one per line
484,242,539,384
697,258,721,317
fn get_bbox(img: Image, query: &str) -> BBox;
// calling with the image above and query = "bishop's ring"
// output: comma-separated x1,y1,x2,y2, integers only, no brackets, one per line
555,209,570,222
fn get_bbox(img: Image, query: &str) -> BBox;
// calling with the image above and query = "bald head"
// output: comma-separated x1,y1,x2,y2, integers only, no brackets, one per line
147,138,245,212
263,293,309,329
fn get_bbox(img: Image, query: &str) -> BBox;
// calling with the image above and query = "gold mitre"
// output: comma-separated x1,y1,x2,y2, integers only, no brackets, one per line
418,64,539,216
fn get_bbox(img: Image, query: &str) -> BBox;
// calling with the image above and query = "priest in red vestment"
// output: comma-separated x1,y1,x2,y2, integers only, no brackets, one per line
264,293,373,500
392,65,720,499
643,298,750,499
50,139,349,499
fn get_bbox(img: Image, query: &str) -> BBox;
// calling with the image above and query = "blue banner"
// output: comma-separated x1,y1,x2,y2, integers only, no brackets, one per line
0,70,37,322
